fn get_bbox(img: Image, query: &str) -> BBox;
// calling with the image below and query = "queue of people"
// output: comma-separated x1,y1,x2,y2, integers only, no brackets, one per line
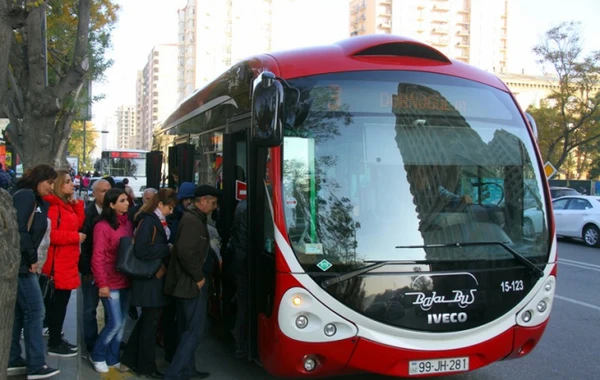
7,164,236,380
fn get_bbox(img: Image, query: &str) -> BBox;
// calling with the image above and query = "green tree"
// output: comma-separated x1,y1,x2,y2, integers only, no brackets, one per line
0,0,119,169
527,22,600,174
68,120,97,172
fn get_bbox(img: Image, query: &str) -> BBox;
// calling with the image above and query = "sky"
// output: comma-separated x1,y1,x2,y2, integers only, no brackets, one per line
91,0,600,130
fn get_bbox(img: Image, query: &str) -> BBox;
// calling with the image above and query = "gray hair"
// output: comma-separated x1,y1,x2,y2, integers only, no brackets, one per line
143,188,158,197
92,179,110,193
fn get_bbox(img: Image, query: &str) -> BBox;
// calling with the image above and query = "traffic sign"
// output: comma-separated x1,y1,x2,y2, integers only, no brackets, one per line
544,162,557,179
235,180,247,201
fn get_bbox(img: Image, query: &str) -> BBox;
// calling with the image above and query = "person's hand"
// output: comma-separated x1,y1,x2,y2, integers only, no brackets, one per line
29,262,39,273
168,243,173,252
196,278,205,289
99,287,110,298
156,264,167,279
79,233,87,243
462,195,473,205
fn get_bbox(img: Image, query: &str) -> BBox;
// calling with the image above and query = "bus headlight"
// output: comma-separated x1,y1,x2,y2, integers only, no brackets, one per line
295,315,308,329
324,323,337,337
521,310,532,323
537,300,547,313
544,282,552,292
292,296,302,306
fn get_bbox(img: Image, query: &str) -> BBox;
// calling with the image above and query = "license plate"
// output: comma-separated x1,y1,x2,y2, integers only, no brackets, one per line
409,357,469,375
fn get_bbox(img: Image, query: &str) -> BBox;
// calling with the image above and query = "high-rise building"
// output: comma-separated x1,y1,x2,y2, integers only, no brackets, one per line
102,115,118,151
177,0,278,102
348,0,509,73
137,44,179,150
115,105,135,149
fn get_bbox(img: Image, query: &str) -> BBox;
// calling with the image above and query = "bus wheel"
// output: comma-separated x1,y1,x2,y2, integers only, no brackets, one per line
583,225,600,247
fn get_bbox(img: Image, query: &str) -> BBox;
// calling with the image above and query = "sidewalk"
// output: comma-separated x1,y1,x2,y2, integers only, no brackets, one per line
12,288,257,379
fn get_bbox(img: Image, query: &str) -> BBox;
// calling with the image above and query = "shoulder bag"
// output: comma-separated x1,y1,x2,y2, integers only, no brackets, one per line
39,207,59,302
116,219,162,279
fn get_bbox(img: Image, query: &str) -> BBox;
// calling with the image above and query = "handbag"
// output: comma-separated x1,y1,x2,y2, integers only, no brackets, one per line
116,219,162,279
39,208,60,302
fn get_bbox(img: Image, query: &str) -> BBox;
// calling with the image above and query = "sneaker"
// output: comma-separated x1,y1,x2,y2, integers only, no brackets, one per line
47,341,77,358
61,339,78,352
89,357,109,373
26,365,60,379
7,357,27,376
42,328,64,338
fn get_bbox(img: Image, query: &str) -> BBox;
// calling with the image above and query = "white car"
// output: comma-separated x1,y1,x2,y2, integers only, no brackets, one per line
553,195,600,247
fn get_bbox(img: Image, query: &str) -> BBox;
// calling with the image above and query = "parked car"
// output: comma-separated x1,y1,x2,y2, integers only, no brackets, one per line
550,186,580,199
553,195,600,247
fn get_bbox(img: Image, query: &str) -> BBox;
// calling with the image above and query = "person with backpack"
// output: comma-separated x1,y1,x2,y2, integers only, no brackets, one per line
8,164,60,379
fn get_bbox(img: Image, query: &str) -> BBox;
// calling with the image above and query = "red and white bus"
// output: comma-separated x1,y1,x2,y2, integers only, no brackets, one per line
152,35,556,378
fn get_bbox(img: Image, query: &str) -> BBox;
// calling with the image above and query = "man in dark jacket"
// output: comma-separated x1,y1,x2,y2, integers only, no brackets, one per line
79,178,111,353
164,185,219,380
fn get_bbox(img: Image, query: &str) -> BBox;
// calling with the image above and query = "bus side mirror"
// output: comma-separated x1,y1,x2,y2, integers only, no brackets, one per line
251,71,284,147
525,112,538,139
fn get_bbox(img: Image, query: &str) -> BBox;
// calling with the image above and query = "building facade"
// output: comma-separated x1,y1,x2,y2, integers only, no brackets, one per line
136,44,179,150
177,0,279,102
115,105,135,149
349,0,509,73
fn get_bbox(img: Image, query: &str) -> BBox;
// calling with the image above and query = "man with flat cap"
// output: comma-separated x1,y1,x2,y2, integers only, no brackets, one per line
164,185,220,380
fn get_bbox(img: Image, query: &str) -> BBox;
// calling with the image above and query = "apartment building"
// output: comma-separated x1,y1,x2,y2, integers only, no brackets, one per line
349,0,509,73
115,105,135,149
136,44,179,150
177,0,280,102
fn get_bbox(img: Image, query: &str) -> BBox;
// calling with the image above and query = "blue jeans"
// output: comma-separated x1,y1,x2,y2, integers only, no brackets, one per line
81,275,100,352
165,286,208,380
91,289,130,366
10,273,46,374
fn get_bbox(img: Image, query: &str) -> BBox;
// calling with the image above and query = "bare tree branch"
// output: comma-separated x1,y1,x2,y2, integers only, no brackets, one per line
54,0,91,99
26,1,46,95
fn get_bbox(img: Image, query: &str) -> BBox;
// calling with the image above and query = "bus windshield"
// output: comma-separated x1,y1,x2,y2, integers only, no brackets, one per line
97,151,147,178
282,71,549,272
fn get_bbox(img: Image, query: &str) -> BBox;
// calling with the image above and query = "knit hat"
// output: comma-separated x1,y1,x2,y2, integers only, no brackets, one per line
178,182,196,200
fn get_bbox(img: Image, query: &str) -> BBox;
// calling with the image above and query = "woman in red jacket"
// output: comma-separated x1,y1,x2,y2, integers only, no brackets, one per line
42,170,86,357
90,188,133,373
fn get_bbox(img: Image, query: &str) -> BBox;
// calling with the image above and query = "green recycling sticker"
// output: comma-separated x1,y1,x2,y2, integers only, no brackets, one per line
316,259,332,271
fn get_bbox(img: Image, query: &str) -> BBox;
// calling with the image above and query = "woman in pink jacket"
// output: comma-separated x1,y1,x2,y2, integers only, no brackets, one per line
90,188,132,373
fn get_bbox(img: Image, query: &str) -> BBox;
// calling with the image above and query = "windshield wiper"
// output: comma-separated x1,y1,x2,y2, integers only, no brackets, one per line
396,241,544,279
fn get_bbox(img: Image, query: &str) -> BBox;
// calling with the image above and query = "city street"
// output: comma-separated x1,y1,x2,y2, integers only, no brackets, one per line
99,239,599,380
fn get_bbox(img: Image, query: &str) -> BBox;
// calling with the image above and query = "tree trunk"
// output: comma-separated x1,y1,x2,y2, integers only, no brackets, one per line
0,189,20,379
0,1,12,108
20,115,68,169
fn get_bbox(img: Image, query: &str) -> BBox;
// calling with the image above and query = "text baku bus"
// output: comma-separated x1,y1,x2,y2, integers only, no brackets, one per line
152,35,556,378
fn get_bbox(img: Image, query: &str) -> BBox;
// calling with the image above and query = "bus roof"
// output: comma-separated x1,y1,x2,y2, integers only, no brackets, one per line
161,35,510,132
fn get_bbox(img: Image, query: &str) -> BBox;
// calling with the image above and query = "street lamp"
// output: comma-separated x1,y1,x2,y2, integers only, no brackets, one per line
82,127,109,166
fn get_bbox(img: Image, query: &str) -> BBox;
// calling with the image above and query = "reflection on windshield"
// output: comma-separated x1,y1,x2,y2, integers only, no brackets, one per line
96,158,146,178
282,71,549,271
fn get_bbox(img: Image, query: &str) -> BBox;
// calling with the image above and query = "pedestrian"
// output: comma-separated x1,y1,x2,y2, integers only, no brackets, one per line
160,181,195,363
120,188,177,378
8,164,60,379
122,177,135,200
0,162,13,190
229,198,248,359
128,188,158,223
89,188,133,373
163,185,220,380
82,172,91,192
79,178,111,353
42,170,86,358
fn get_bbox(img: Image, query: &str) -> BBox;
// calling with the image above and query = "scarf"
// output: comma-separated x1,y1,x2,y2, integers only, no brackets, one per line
117,213,129,226
154,208,171,240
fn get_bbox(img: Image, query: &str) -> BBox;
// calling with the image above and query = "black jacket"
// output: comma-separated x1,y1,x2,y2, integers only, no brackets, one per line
164,205,210,299
229,199,248,258
130,212,171,307
79,202,101,275
13,189,49,274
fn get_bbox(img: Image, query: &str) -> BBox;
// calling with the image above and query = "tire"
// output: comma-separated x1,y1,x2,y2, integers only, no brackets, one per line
582,225,600,247
523,218,535,238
